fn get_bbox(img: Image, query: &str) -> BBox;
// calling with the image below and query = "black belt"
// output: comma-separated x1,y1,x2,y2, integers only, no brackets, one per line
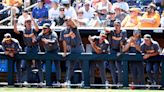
71,43,82,48
26,45,38,48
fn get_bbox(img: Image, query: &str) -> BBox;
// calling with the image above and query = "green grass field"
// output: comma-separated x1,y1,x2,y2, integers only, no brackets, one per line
0,88,163,92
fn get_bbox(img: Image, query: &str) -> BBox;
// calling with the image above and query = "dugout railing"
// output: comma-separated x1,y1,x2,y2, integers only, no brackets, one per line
0,52,164,88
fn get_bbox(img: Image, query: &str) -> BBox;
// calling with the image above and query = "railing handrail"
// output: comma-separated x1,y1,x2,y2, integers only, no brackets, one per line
0,26,163,31
0,52,163,61
0,52,164,87
0,3,37,25
0,6,11,13
0,16,11,24
24,3,38,11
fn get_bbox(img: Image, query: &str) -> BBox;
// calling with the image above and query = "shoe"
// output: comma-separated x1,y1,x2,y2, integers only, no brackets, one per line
64,80,71,88
56,81,61,87
105,81,109,89
80,81,84,87
39,82,44,87
23,81,29,87
130,82,135,90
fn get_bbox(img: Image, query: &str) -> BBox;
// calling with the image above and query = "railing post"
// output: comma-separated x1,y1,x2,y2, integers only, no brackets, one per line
46,60,52,86
161,60,164,87
7,60,14,86
123,60,128,87
10,8,14,26
82,60,90,88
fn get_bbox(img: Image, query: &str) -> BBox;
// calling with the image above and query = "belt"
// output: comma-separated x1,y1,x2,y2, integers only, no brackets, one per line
71,43,82,48
26,45,38,48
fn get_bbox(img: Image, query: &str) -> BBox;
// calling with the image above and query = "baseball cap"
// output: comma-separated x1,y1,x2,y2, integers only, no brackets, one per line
59,5,65,9
51,0,59,3
114,19,121,25
42,23,51,29
4,33,12,41
77,8,83,13
24,17,31,23
61,0,69,4
107,10,115,14
148,3,156,9
98,6,107,11
114,6,121,10
133,30,141,35
144,34,152,39
37,0,42,2
100,31,107,37
84,1,90,5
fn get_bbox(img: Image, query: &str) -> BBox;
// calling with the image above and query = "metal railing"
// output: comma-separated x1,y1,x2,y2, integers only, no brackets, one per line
0,3,37,25
0,52,164,88
0,26,163,32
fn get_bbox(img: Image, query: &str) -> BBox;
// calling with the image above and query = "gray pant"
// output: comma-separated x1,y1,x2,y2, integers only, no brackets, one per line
23,60,44,83
52,60,61,81
90,60,106,84
65,60,83,82
109,60,123,84
130,61,145,84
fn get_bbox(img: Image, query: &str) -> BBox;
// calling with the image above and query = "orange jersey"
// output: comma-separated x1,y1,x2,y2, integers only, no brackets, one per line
139,11,160,28
5,0,22,6
121,15,141,27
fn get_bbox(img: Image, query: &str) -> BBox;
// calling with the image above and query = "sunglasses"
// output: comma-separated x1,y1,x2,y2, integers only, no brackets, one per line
114,24,120,26
60,9,64,11
43,28,49,30
78,12,83,14
25,20,31,23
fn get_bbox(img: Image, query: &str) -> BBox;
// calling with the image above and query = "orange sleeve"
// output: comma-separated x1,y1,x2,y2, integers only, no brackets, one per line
153,12,161,27
16,0,23,6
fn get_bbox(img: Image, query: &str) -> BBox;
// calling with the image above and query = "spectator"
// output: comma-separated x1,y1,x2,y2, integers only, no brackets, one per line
76,8,89,27
114,6,127,22
32,0,49,26
141,34,161,84
80,1,95,20
44,0,52,9
97,6,108,26
73,0,83,11
2,0,23,15
60,17,85,88
61,0,77,19
112,0,129,13
88,31,109,87
36,23,61,85
48,0,60,20
139,3,160,28
17,10,31,26
123,30,145,86
153,0,162,8
161,11,164,27
1,33,23,83
91,0,100,9
52,6,65,26
95,0,112,11
106,20,127,84
105,10,116,27
121,8,141,27
87,12,101,27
